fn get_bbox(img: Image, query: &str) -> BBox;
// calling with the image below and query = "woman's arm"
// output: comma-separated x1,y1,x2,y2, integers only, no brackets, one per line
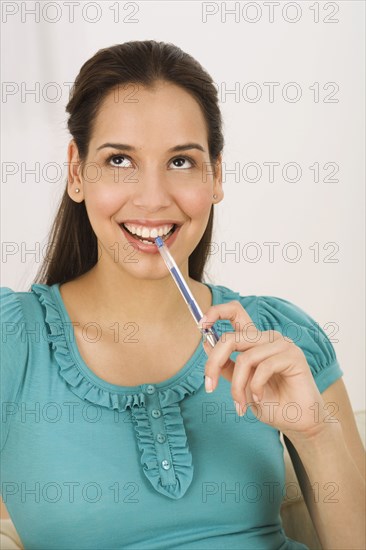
200,299,365,548
284,378,366,550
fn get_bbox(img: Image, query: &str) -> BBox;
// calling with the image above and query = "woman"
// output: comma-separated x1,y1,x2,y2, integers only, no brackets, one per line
1,40,365,549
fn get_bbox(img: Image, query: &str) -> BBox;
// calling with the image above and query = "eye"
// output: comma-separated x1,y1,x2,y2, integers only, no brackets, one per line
105,153,195,169
169,156,195,169
106,154,133,168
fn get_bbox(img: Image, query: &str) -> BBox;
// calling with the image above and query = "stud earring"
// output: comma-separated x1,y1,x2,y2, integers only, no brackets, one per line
75,188,80,193
213,194,217,199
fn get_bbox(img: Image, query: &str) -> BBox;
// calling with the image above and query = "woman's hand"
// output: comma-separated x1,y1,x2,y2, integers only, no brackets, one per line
200,300,331,439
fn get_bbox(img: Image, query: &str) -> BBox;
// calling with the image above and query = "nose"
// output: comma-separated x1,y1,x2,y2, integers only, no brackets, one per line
131,173,172,211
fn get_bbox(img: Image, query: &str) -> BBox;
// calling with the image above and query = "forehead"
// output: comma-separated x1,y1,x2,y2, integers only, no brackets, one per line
90,81,208,148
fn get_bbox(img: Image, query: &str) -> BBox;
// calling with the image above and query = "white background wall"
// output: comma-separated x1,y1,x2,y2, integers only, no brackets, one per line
1,1,365,410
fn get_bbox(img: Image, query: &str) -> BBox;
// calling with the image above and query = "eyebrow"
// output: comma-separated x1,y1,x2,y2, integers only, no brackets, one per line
96,142,206,153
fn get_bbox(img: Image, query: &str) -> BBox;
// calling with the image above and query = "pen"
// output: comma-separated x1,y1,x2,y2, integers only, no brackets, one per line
154,236,220,348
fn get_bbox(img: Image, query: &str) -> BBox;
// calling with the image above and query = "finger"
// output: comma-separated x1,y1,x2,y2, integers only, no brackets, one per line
199,300,256,336
249,351,295,401
204,333,239,389
211,328,283,364
203,341,235,392
203,342,235,391
204,330,285,391
202,322,283,355
231,339,286,406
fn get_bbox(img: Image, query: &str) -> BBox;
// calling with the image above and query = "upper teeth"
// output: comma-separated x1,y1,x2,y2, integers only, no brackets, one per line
123,223,174,239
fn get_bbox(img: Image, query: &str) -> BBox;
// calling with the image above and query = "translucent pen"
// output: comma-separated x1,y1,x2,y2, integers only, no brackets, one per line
154,236,220,348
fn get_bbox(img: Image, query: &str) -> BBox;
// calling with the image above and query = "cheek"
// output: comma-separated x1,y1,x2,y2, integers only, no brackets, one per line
84,177,212,224
178,189,212,246
179,187,212,219
84,186,127,221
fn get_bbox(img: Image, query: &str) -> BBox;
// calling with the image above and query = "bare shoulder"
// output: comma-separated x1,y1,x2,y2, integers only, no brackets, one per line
190,280,213,312
58,276,92,319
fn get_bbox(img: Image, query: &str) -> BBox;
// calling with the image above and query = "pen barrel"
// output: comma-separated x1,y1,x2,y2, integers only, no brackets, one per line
156,244,175,271
155,236,219,347
171,267,203,323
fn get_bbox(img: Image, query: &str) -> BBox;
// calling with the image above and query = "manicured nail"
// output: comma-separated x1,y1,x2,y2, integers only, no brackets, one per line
252,393,260,402
205,375,213,393
234,401,244,417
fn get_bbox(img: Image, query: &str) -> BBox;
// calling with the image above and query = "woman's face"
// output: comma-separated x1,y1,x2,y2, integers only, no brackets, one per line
67,80,223,279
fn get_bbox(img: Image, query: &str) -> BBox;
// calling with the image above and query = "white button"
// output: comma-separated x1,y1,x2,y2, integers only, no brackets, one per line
146,385,155,395
156,433,166,443
151,409,161,418
161,459,171,470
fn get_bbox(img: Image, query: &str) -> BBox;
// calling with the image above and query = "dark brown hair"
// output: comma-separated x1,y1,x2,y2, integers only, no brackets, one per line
33,40,224,287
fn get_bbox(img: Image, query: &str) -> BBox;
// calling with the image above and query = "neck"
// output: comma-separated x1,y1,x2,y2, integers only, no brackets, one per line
73,261,204,330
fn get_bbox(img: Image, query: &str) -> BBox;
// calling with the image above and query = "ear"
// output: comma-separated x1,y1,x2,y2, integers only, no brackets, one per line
67,139,84,202
213,153,224,203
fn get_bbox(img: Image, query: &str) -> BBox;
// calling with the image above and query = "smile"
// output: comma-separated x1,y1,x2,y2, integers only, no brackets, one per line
119,222,181,253
120,222,177,245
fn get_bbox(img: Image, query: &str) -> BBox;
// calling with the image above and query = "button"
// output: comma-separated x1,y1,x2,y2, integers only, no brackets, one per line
156,433,166,443
146,385,156,395
151,409,161,419
161,459,171,470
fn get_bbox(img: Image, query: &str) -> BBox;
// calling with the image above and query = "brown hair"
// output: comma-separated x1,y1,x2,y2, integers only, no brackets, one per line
33,40,224,287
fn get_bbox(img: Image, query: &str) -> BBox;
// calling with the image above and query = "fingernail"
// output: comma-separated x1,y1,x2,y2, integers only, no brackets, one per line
234,401,244,417
205,375,213,393
252,393,260,403
198,315,207,329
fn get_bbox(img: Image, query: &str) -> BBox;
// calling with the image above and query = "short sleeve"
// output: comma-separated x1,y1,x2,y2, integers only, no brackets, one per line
0,287,29,453
256,295,344,394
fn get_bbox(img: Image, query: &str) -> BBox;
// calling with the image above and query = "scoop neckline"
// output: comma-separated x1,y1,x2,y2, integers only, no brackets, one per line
49,281,219,394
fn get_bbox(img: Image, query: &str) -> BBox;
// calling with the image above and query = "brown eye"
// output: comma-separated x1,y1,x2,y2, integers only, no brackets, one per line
169,156,194,169
107,154,133,167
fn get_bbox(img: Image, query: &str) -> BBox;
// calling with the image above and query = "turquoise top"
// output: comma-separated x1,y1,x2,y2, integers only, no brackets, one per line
0,282,343,549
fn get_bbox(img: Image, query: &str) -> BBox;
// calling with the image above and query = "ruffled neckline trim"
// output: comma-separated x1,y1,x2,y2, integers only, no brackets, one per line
31,282,222,411
30,281,236,500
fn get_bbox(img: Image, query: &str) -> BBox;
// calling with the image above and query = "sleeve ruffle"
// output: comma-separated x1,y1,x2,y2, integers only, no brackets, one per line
256,295,344,393
0,287,29,453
